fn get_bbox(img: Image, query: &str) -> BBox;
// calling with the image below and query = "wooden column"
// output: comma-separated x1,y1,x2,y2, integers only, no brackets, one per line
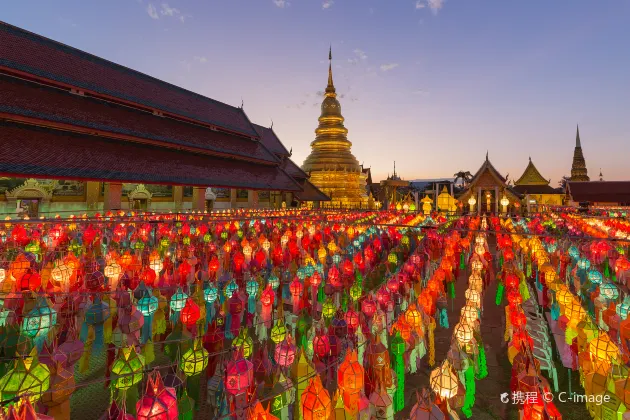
230,189,237,208
248,190,259,208
86,181,100,211
103,182,122,211
477,188,482,215
192,187,206,211
173,186,183,211
495,187,499,214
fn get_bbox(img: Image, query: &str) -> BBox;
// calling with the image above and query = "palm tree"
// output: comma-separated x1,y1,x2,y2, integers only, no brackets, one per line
453,171,473,187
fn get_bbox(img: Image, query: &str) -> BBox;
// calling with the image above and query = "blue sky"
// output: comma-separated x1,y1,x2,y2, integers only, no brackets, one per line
3,0,630,184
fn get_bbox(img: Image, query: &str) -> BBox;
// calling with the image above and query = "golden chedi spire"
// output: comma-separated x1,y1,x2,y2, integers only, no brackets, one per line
302,47,368,208
570,124,589,181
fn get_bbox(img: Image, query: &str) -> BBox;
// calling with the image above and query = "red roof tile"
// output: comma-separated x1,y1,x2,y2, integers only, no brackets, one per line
0,75,278,164
281,158,308,180
0,21,258,138
295,180,330,202
254,124,290,157
568,181,630,204
0,122,302,191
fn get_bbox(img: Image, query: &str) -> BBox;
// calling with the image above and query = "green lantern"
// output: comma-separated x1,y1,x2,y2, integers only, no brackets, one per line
133,240,145,251
233,328,253,358
271,319,287,344
322,299,336,319
350,282,362,302
183,236,191,246
0,348,50,404
181,339,208,376
111,346,145,389
160,238,170,250
203,233,212,243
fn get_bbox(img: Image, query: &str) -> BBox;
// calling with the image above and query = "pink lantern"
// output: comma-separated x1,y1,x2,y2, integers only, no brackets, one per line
226,350,254,396
136,371,178,420
274,335,297,368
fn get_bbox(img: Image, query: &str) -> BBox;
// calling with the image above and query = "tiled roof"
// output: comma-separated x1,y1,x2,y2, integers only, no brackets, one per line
0,75,278,164
512,184,561,195
515,159,549,186
568,181,630,204
254,124,290,157
281,158,308,180
0,122,302,191
295,180,330,202
0,21,259,137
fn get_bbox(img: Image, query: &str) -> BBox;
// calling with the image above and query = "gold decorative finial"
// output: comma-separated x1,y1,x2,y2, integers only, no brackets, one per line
326,45,336,97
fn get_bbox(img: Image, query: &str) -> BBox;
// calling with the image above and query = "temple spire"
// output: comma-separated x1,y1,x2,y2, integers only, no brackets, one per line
326,45,336,97
576,124,581,148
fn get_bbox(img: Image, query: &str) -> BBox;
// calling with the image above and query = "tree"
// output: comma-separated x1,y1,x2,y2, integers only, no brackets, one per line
453,171,473,187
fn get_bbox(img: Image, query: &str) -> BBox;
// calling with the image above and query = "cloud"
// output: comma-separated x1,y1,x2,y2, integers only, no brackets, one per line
160,3,180,17
415,1,425,9
193,56,208,63
273,0,290,8
428,0,445,14
347,49,368,64
322,0,334,9
147,3,159,19
380,63,399,72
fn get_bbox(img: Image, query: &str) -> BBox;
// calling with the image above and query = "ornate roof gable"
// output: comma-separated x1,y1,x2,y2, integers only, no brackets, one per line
515,158,549,186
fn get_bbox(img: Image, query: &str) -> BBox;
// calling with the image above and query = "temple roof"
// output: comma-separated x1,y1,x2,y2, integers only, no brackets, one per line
512,184,560,195
0,75,278,164
294,180,331,202
567,181,630,204
254,124,291,158
0,121,302,191
0,21,259,138
515,158,549,186
468,154,507,186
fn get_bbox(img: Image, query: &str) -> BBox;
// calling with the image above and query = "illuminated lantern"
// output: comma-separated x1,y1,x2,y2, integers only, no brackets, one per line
51,262,72,290
588,270,603,285
345,308,360,331
138,291,158,317
21,297,57,342
338,350,364,394
204,284,218,304
233,329,254,358
226,351,254,396
170,288,188,312
313,331,331,358
180,298,200,328
361,296,377,318
461,305,478,325
429,360,458,399
0,349,50,403
454,322,473,345
271,318,287,344
601,283,619,301
589,334,620,365
181,339,208,376
465,289,481,307
111,346,145,389
301,375,332,420
471,260,483,272
274,335,297,368
289,278,303,312
225,280,239,299
136,371,178,420
322,299,336,319
577,257,591,271
268,273,280,290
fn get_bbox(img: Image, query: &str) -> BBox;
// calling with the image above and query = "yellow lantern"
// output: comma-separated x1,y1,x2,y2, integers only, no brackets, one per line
465,289,481,307
430,360,458,399
454,322,473,345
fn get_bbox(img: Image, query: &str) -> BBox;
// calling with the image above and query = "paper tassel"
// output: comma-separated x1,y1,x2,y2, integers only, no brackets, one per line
476,345,488,379
459,252,465,270
104,315,113,344
495,283,504,306
448,282,455,299
462,364,476,418
439,308,449,329
153,308,167,336
143,340,155,365
428,318,436,367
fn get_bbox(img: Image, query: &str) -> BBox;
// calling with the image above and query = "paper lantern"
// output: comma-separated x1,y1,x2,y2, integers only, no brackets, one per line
430,361,458,399
313,332,331,358
226,352,254,396
589,334,621,364
301,375,332,420
136,371,178,420
111,346,145,389
271,319,287,344
170,288,188,311
180,298,200,327
138,291,158,317
454,323,473,345
21,297,57,339
460,305,478,325
233,329,254,358
181,338,208,376
204,284,218,304
0,349,50,403
465,289,481,306
274,336,297,368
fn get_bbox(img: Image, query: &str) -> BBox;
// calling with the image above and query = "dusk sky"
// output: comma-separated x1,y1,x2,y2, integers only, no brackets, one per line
3,0,630,184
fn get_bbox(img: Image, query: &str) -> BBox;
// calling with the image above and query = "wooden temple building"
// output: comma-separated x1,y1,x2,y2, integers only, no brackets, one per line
0,21,328,217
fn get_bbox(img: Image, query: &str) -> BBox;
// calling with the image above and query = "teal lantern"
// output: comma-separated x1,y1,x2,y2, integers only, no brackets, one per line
224,280,238,299
577,258,591,271
21,297,57,340
296,268,306,281
268,274,280,290
138,291,158,317
204,285,218,303
170,288,188,311
304,265,315,277
332,254,342,265
601,283,619,301
588,270,603,285
568,246,579,260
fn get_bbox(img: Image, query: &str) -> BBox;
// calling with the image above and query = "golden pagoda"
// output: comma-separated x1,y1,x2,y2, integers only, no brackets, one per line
302,48,368,208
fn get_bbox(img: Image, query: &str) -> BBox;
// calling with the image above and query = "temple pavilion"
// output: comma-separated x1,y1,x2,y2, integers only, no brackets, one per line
0,21,328,217
301,48,369,208
512,158,564,212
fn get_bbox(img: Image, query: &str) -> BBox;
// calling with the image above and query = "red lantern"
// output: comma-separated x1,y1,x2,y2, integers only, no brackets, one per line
180,298,200,327
226,352,254,396
361,297,377,318
136,371,178,420
313,331,331,358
